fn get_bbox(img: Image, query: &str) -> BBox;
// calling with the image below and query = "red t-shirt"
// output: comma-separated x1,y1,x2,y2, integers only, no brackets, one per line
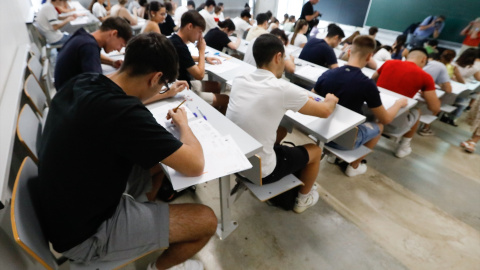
463,34,480,47
376,60,436,98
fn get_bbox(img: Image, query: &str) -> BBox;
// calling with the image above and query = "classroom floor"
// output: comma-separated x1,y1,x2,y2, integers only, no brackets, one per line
80,112,480,270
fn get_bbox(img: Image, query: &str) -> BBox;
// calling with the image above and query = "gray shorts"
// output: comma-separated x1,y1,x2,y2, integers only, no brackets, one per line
62,166,169,264
384,109,420,135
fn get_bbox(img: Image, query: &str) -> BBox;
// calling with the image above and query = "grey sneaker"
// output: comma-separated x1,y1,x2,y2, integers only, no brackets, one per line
293,189,319,213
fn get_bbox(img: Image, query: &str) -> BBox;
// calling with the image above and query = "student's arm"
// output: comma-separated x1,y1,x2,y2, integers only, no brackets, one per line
298,93,338,118
329,63,339,69
439,82,452,94
423,90,441,115
402,48,409,59
227,38,242,50
284,55,296,73
162,108,204,176
52,16,76,30
418,17,435,31
367,58,377,70
100,54,123,68
188,37,207,80
105,0,111,11
371,72,379,82
305,11,319,22
120,7,137,25
370,98,408,124
474,71,480,81
453,66,466,84
460,23,472,36
143,81,189,105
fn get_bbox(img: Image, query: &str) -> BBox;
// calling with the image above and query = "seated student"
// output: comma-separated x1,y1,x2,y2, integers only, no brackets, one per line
111,0,138,26
227,34,338,213
89,0,111,22
213,5,222,22
169,11,229,113
314,36,407,176
391,35,409,60
36,32,216,270
35,0,77,45
419,58,452,136
289,19,308,48
244,29,296,73
245,13,269,41
55,0,76,14
340,31,377,70
438,49,457,79
54,17,132,89
204,19,241,51
281,13,289,25
267,17,280,32
372,48,441,158
368,26,382,48
373,45,392,62
283,15,296,33
232,9,252,39
424,39,439,58
141,2,166,34
217,2,225,21
159,2,177,36
174,0,195,26
299,24,345,69
199,0,217,34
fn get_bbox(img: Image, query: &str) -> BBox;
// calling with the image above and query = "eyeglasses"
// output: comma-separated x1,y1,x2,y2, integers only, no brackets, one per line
159,78,170,94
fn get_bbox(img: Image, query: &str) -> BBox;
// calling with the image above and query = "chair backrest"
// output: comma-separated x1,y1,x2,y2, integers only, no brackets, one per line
42,59,56,99
11,157,58,270
17,104,42,163
30,42,42,60
27,56,44,88
24,74,48,116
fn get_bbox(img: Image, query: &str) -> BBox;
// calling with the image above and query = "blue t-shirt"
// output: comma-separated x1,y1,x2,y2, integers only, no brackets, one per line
413,16,444,38
314,65,382,115
54,28,102,90
299,38,337,68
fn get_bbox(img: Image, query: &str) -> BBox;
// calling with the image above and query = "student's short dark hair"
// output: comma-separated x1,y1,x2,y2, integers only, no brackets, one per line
205,0,216,8
99,17,133,42
165,2,173,12
427,39,438,46
240,9,251,18
351,35,376,56
187,0,195,8
368,26,378,35
265,10,273,20
256,13,269,25
218,2,223,6
120,33,178,82
326,24,345,39
270,28,288,46
253,34,285,68
181,10,206,31
218,19,235,31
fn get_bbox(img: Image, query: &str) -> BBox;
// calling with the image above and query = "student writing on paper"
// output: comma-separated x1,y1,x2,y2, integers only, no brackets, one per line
54,17,132,89
314,35,407,177
232,9,252,39
372,48,440,158
204,19,241,51
169,10,229,114
299,24,345,69
35,0,78,46
88,0,111,22
35,33,216,270
246,13,269,41
227,34,338,213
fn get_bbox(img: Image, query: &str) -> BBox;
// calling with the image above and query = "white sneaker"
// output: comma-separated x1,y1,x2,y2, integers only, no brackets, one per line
293,189,319,213
326,154,336,164
147,260,204,270
395,143,412,158
345,163,367,177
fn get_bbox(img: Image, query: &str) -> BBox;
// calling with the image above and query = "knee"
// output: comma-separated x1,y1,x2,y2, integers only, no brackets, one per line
197,205,217,237
377,123,384,133
304,144,322,162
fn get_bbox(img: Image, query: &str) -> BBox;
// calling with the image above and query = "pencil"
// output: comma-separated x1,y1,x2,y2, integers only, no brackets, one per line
173,100,186,112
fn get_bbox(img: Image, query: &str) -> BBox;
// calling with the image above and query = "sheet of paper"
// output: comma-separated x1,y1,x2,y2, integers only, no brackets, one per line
70,16,90,25
149,102,197,128
379,92,399,110
205,59,239,74
285,110,319,126
163,120,252,190
295,65,325,81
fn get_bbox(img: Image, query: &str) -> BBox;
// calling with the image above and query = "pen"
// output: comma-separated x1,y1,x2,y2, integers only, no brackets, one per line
186,103,198,117
196,106,207,120
173,100,186,112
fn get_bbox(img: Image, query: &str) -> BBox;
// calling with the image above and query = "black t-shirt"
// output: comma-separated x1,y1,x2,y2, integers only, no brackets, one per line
54,28,102,90
169,34,196,86
159,14,176,36
299,38,337,68
314,65,382,114
299,1,315,35
36,73,183,252
204,27,232,51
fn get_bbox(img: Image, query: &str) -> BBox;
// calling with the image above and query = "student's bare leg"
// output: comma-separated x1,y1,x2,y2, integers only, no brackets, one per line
153,204,217,270
212,93,229,115
402,118,421,138
275,126,288,145
350,123,384,169
146,164,165,202
298,144,322,194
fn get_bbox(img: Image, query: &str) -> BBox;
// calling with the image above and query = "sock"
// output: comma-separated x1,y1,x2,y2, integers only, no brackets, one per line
400,137,412,146
298,191,309,200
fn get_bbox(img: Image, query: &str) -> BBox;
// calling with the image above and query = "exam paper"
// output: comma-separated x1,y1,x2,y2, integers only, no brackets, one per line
295,65,325,81
379,92,399,110
205,59,239,74
70,16,90,25
149,102,196,131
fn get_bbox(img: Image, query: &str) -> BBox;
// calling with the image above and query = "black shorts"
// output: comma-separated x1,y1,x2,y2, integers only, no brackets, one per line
262,145,309,185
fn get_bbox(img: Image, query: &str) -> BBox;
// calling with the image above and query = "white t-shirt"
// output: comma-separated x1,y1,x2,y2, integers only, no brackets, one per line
232,17,251,39
453,62,480,81
92,2,107,19
283,22,294,32
373,48,392,62
174,5,188,26
244,38,291,67
288,33,307,47
199,9,217,34
35,2,64,44
226,69,308,177
245,25,268,41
